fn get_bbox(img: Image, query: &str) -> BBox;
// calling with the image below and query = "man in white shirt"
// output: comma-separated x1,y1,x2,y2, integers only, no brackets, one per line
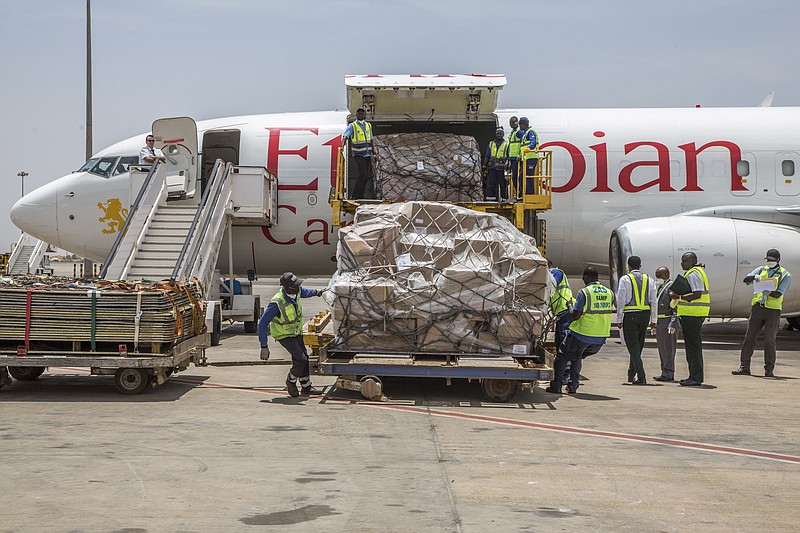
138,135,166,165
616,255,657,385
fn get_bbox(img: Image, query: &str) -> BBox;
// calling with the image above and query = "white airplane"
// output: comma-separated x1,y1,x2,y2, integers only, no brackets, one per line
10,74,800,323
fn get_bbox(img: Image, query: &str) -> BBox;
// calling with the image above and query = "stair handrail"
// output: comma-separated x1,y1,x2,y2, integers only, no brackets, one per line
28,238,48,275
100,162,161,279
187,177,233,290
170,159,226,281
116,181,169,280
5,233,29,275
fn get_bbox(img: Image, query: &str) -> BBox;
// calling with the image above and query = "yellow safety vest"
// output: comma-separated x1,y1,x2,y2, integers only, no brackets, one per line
677,266,711,317
569,283,613,338
489,140,509,166
508,127,521,158
750,265,789,310
350,121,373,156
549,268,574,316
269,289,303,340
623,272,651,311
519,127,539,160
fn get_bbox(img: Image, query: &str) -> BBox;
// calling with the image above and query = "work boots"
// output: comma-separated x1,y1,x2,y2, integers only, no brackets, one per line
301,385,323,396
731,366,751,376
285,375,300,397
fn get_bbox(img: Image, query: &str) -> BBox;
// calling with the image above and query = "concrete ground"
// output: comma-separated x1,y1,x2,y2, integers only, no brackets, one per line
1,278,799,532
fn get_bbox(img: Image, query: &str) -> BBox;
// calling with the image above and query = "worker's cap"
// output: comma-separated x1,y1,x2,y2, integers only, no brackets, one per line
765,249,781,261
279,272,304,288
496,127,505,133
518,116,529,124
356,107,366,113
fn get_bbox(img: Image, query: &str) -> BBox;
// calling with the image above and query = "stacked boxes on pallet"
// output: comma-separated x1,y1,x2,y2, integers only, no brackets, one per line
326,202,554,355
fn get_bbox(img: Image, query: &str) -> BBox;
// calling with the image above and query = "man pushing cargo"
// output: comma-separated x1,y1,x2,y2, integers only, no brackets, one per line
258,272,323,397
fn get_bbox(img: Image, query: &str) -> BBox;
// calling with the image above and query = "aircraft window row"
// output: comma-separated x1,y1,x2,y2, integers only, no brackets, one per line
113,156,139,176
77,156,139,178
77,158,99,172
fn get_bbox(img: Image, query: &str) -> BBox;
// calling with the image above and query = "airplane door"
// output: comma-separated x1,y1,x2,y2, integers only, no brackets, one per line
731,151,757,197
151,117,199,195
775,152,800,196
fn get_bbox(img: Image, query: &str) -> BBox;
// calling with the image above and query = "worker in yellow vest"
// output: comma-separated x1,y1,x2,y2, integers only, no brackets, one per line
342,108,374,199
546,266,614,395
515,116,538,195
669,252,711,386
258,272,323,397
507,116,522,198
733,248,792,377
483,127,509,200
615,256,657,385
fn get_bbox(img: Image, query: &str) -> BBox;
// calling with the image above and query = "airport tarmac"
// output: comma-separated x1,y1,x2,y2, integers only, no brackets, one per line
1,278,799,532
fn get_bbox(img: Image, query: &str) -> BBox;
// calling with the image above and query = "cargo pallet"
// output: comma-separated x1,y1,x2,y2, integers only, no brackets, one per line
0,333,209,395
304,311,553,402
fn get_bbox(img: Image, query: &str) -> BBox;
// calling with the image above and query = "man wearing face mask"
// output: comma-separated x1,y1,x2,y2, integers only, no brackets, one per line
733,249,792,377
653,266,679,382
258,272,324,397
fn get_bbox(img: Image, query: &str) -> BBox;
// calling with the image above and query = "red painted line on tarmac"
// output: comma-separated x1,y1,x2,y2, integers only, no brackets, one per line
52,370,800,465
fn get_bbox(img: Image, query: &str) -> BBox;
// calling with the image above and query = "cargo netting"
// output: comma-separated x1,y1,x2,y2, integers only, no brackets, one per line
324,202,555,356
373,133,483,202
0,276,206,353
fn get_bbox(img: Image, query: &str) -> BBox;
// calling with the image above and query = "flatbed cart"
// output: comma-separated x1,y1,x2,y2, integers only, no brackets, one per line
304,311,554,403
0,333,209,395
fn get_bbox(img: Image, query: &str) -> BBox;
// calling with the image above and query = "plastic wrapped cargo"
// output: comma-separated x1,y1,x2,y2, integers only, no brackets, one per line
325,202,554,355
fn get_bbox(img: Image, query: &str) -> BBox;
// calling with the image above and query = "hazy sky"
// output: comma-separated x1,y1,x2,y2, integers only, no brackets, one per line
1,0,798,249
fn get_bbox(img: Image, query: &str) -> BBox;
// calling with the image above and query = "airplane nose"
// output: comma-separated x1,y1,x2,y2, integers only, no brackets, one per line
10,180,60,247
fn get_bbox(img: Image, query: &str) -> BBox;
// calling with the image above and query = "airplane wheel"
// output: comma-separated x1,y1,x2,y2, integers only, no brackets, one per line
481,379,518,402
8,366,46,381
114,368,150,395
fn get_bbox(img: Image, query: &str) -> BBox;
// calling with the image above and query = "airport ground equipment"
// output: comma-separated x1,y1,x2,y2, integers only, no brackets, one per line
0,277,208,394
100,117,278,344
5,233,51,275
330,75,552,254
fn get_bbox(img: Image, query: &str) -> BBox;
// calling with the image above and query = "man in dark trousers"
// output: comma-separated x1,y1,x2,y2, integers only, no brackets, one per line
733,248,792,377
342,108,374,199
653,266,679,381
546,267,614,395
258,272,323,397
483,127,509,200
615,256,657,385
670,252,711,387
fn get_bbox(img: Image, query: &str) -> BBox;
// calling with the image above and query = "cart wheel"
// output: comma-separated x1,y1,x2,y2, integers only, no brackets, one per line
359,375,383,401
211,307,222,346
8,366,46,381
165,367,175,377
481,379,518,402
244,301,259,334
114,368,150,395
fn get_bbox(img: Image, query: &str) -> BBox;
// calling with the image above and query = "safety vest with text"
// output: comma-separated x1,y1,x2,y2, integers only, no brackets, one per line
350,121,373,157
569,282,613,338
549,268,574,316
623,272,651,311
750,265,790,310
269,289,303,340
677,266,711,317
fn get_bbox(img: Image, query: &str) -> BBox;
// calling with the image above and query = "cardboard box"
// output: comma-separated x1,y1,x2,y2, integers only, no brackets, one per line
337,222,400,274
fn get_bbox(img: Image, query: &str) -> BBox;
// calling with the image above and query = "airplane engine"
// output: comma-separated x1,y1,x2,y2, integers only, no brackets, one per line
610,216,800,318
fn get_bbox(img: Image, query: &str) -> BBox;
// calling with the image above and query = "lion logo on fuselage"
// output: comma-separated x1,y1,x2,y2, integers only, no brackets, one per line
97,198,129,235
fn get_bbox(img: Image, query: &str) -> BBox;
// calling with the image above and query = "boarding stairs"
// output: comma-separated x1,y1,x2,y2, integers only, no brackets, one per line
101,159,277,291
5,233,50,275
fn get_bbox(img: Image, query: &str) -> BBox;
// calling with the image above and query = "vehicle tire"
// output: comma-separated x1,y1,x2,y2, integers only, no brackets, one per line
481,379,518,402
359,375,383,401
114,368,150,395
243,300,259,334
211,306,222,347
787,317,800,331
8,366,46,381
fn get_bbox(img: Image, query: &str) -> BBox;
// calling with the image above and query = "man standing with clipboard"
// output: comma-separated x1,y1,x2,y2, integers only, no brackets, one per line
733,249,792,377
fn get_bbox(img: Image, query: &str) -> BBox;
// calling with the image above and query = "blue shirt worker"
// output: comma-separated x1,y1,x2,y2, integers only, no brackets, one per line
546,266,614,395
258,272,323,397
670,252,711,387
483,128,509,200
507,116,522,198
733,248,792,377
548,260,575,353
653,266,679,381
342,108,374,199
616,255,657,385
515,116,539,194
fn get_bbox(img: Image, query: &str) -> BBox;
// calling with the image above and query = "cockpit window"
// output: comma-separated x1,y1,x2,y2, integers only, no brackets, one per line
90,157,120,178
77,158,99,172
113,156,139,176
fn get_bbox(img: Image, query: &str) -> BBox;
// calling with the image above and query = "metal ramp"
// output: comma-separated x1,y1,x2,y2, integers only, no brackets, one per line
5,233,50,275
